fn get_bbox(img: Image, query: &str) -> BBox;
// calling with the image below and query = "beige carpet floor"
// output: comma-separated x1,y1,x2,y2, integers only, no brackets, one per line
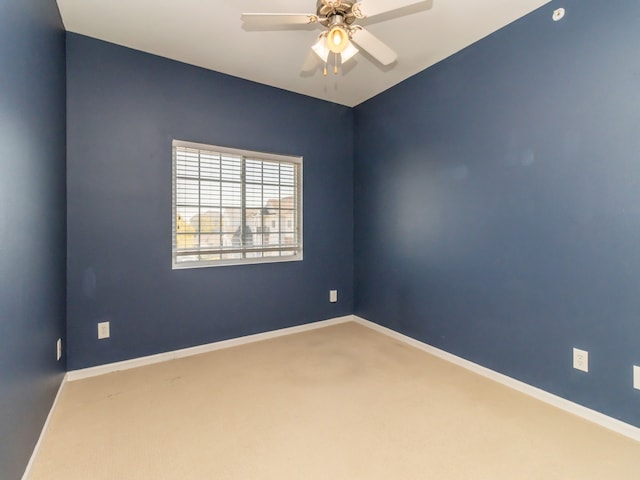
28,321,640,479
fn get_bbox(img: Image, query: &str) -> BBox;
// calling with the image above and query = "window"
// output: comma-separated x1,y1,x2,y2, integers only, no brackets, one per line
172,140,303,268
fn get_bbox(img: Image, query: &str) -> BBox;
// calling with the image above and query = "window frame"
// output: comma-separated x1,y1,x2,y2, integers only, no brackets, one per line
172,139,303,269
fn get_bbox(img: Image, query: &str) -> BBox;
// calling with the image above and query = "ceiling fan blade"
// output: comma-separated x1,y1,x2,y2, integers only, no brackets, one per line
350,27,397,66
241,13,319,26
354,0,428,19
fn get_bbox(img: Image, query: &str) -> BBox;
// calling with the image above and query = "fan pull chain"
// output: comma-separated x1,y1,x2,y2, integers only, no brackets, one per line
334,52,338,75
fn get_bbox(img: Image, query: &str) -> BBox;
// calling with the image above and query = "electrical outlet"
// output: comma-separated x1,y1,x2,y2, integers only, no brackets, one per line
329,290,338,303
573,348,589,373
98,321,110,339
56,338,62,361
634,366,640,390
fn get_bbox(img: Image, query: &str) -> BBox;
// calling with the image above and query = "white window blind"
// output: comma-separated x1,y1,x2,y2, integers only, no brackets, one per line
172,140,303,268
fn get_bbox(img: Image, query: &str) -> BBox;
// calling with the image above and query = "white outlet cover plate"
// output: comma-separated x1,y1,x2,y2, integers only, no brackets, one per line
56,338,62,361
98,321,110,339
329,290,338,303
634,366,640,390
573,348,589,373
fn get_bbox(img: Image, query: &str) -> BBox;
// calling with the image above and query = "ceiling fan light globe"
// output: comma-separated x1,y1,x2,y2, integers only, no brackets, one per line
327,25,349,53
340,42,359,63
312,35,330,62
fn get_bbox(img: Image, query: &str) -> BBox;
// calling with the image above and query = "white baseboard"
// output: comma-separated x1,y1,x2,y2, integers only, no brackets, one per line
44,312,640,471
352,315,640,443
22,373,68,480
67,315,355,382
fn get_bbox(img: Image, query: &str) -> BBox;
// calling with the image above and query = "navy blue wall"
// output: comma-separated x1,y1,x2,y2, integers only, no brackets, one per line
0,0,67,478
66,34,354,369
354,0,640,427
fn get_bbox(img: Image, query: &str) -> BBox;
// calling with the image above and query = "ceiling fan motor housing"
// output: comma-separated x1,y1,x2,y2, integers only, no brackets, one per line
317,0,360,27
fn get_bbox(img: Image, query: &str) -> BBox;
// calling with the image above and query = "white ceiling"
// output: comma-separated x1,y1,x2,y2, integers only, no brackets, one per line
56,0,551,107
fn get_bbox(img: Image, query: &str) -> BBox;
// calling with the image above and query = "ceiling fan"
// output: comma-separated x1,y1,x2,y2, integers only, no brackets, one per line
241,0,429,75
